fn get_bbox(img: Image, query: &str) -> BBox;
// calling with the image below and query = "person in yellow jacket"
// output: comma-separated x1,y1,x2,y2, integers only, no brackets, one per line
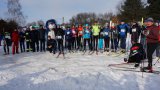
92,21,100,52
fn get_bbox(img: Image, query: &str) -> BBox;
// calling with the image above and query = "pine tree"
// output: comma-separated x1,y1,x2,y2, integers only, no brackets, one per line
117,0,146,22
147,0,160,20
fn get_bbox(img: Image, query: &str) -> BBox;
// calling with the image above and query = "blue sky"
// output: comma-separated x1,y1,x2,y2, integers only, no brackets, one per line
0,0,122,24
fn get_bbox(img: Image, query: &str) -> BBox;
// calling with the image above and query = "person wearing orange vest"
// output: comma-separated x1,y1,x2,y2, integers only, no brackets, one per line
77,24,83,50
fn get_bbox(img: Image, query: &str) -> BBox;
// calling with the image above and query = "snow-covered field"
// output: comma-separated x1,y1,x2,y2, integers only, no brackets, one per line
0,46,160,90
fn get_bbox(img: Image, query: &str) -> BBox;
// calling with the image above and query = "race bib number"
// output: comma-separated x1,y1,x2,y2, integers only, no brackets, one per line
85,30,89,33
57,36,62,39
121,29,125,33
105,32,108,35
72,30,76,34
79,31,83,34
132,29,136,32
67,32,70,35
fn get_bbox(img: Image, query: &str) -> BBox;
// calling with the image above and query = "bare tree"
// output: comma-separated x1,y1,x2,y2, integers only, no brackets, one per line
7,0,26,26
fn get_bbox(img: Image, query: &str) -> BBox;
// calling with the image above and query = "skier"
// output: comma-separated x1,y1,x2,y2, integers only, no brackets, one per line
3,32,11,55
103,23,110,52
11,29,19,55
25,28,31,52
83,24,91,52
92,21,100,52
55,25,65,54
19,29,26,52
39,25,46,52
125,41,146,67
130,22,141,44
77,24,83,50
117,20,129,53
110,23,119,52
142,18,159,72
65,27,73,52
71,25,78,50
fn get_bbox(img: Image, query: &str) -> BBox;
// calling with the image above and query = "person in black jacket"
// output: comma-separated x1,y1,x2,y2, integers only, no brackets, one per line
130,22,141,44
55,25,65,53
30,26,40,52
125,41,146,67
39,25,46,52
19,29,26,52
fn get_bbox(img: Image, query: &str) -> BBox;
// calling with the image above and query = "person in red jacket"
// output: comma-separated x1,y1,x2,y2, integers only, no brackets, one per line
12,29,19,55
77,24,83,50
143,18,159,72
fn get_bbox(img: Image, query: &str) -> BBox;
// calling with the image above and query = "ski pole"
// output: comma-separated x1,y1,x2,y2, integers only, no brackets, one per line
154,58,160,66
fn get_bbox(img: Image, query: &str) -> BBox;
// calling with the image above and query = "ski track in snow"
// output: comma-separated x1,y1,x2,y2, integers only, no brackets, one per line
0,46,160,90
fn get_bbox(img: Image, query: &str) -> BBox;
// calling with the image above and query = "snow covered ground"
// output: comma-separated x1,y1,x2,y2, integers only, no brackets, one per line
0,46,160,90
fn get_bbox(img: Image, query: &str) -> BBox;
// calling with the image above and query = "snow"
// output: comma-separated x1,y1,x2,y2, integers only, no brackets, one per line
0,46,160,90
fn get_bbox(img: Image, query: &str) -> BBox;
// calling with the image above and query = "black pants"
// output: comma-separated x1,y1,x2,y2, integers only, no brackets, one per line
66,39,72,51
128,53,142,64
4,40,10,54
147,43,158,67
77,36,83,49
31,40,39,52
83,39,91,51
71,37,77,50
26,41,30,52
40,39,45,52
20,41,25,52
111,38,118,51
104,38,110,49
52,39,57,54
93,36,99,51
57,39,64,52
4,45,9,54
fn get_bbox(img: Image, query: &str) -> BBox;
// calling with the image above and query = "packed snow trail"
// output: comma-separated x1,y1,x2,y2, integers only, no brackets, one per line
0,46,160,90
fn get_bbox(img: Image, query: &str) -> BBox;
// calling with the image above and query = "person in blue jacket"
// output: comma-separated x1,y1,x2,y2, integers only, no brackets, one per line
83,24,91,51
117,21,129,53
65,27,73,52
103,23,110,52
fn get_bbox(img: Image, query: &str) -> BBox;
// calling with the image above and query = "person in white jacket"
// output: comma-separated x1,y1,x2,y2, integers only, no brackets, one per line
47,24,57,54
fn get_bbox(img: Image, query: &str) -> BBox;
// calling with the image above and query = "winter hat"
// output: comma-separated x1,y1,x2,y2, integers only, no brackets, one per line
145,18,154,22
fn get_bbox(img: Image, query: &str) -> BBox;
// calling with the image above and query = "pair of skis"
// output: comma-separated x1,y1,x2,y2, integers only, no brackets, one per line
108,63,160,74
56,52,65,59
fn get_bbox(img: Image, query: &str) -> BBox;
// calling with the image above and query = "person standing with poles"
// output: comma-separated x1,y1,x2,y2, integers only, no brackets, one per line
142,18,159,73
117,20,129,53
92,21,100,54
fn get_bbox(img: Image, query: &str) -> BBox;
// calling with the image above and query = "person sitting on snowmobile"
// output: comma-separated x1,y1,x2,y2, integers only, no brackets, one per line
125,41,146,67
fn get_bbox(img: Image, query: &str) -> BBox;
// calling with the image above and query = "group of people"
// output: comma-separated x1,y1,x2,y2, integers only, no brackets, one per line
0,17,160,72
